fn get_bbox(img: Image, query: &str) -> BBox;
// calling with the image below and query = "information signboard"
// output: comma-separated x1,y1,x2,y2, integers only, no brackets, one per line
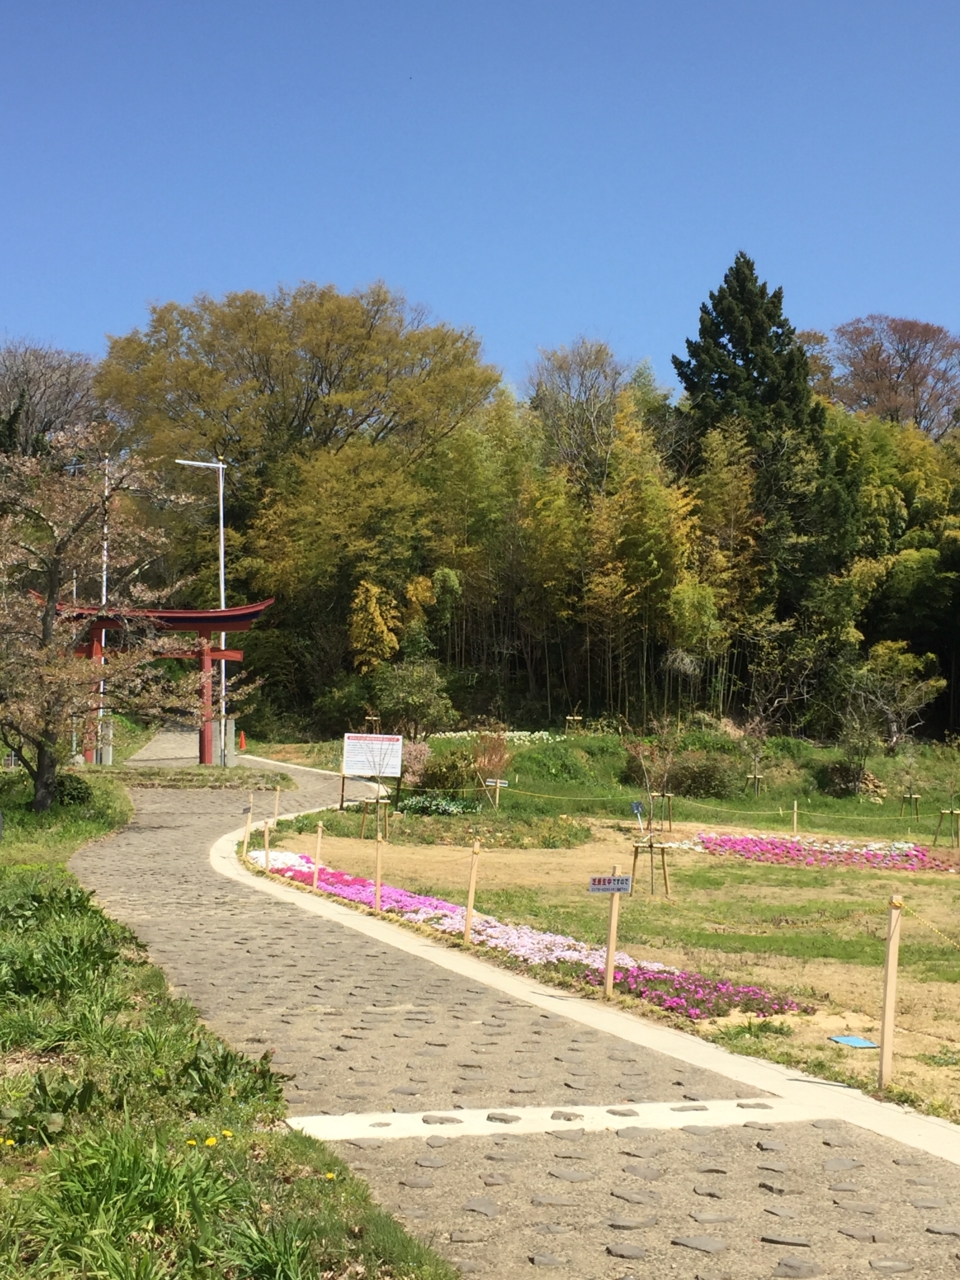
589,874,632,894
342,733,403,778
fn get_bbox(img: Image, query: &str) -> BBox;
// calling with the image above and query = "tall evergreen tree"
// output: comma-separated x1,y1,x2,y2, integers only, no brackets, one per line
672,253,852,618
672,251,820,440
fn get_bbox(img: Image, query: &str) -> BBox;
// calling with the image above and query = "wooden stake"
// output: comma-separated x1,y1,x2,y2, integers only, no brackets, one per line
374,831,383,913
792,799,798,834
312,821,323,890
339,771,346,810
241,792,253,858
464,839,480,944
661,846,671,898
360,800,370,840
263,820,270,873
879,895,903,1089
604,863,622,999
649,839,655,894
630,841,640,897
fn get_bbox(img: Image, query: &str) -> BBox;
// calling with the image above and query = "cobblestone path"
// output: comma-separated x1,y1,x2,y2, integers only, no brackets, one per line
71,768,960,1280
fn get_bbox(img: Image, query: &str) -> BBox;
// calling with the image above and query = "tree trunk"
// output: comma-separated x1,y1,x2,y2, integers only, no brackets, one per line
32,740,58,812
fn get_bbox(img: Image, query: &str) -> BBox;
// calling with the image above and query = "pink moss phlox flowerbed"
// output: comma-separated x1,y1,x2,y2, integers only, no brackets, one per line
583,965,810,1019
698,832,951,872
245,848,801,1020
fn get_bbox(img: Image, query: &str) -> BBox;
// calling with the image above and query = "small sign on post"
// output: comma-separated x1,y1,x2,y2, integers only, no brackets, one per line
591,865,630,998
485,778,509,807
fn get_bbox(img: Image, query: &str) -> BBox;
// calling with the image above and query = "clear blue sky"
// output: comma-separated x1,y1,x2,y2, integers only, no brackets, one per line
2,0,958,390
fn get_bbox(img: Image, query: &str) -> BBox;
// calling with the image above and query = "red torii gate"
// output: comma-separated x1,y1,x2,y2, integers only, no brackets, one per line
71,599,274,765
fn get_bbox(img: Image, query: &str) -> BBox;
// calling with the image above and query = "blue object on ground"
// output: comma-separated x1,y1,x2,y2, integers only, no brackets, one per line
829,1034,879,1048
631,801,644,817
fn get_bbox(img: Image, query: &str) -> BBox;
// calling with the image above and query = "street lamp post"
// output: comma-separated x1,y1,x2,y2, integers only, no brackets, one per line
176,458,228,766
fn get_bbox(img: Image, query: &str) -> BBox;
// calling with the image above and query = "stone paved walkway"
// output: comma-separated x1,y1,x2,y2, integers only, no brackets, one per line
70,752,960,1280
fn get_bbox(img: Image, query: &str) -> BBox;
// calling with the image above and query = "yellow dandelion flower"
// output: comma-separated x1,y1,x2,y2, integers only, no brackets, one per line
186,1139,197,1146
205,1137,217,1147
4,1139,14,1146
221,1129,233,1138
325,1172,336,1180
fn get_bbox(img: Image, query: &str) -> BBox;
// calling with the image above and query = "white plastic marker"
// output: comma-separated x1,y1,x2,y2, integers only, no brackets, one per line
590,866,632,998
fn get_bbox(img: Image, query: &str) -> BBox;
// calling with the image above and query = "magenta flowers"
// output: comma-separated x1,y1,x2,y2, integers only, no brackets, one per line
244,847,801,1020
698,832,950,872
583,964,810,1019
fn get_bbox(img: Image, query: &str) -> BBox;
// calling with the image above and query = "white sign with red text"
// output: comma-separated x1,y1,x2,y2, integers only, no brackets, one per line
342,733,403,778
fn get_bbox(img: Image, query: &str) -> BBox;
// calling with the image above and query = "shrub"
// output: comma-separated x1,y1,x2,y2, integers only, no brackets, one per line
55,774,94,806
665,751,740,799
419,747,475,794
820,761,887,801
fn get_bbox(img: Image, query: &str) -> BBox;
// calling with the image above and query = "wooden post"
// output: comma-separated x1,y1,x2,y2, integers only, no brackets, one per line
879,896,903,1089
312,821,323,890
241,792,253,858
650,839,655,894
661,845,671,897
374,800,383,912
792,799,798,834
665,794,673,832
382,798,390,840
360,800,370,840
263,820,270,873
374,831,383,913
273,785,280,824
464,839,480,944
604,863,622,999
494,779,501,808
339,771,346,810
630,841,640,896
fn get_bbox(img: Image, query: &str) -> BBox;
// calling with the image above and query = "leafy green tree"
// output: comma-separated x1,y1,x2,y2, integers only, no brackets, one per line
371,659,457,739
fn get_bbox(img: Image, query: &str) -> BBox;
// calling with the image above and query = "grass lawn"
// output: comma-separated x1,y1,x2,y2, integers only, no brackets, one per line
0,736,457,1280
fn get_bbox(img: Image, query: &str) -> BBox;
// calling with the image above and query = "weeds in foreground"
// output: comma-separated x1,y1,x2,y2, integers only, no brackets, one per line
0,867,457,1280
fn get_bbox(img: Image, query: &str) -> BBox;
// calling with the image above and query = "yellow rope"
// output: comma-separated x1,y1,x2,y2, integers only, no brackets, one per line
902,905,960,953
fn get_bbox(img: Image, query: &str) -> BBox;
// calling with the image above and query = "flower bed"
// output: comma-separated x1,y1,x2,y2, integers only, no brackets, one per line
583,965,810,1020
244,847,803,1020
698,832,951,872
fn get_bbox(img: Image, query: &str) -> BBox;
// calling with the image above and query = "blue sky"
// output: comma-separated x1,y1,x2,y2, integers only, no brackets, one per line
2,0,958,390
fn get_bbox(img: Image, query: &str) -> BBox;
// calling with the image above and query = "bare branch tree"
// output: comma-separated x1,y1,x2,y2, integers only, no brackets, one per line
528,339,628,497
830,315,960,438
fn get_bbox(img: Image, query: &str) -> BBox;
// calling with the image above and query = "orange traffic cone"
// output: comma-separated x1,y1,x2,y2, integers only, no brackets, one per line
239,731,247,751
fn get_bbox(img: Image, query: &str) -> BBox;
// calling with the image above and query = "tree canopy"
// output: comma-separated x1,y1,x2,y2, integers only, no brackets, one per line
5,263,960,749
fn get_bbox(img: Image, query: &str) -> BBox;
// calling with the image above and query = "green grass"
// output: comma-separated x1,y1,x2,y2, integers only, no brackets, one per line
83,766,295,791
301,805,594,849
0,773,133,871
0,865,457,1280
